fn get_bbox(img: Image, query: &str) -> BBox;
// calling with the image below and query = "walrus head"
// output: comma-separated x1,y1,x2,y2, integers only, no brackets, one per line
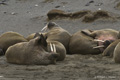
93,39,114,52
41,22,59,32
33,33,59,64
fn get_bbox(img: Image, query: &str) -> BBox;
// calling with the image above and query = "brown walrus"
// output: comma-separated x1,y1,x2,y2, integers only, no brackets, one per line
0,31,28,55
69,30,100,54
69,29,118,54
5,34,59,65
81,29,119,52
34,33,66,61
41,22,71,53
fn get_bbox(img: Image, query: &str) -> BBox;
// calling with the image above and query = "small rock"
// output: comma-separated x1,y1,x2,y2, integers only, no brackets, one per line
98,8,101,10
11,12,17,15
55,5,60,8
35,4,38,7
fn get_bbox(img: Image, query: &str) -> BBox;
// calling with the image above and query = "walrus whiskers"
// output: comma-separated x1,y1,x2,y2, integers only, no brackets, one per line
93,45,105,49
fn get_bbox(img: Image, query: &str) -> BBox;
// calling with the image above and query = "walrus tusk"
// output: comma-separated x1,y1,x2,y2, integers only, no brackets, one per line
93,45,105,49
94,39,105,42
50,43,53,52
41,25,48,32
53,44,56,53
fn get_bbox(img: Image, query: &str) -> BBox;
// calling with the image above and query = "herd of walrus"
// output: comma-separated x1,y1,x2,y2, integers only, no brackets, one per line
0,22,120,65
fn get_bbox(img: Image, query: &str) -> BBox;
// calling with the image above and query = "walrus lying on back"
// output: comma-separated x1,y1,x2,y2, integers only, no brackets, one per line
0,31,27,55
69,29,118,54
81,29,119,52
5,34,59,65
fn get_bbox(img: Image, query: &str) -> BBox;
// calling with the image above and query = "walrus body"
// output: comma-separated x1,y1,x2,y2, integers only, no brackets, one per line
0,31,27,55
42,22,71,53
5,34,59,65
69,30,100,54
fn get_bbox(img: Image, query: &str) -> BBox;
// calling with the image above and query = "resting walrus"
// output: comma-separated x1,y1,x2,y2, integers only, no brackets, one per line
81,29,119,52
5,34,59,65
41,22,71,53
0,31,28,55
69,29,118,54
69,30,100,54
34,33,66,61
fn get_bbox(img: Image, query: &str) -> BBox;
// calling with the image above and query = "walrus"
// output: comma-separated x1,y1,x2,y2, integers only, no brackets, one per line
0,31,28,55
5,34,59,65
69,30,100,54
69,29,118,54
34,33,66,61
81,29,119,52
41,22,71,53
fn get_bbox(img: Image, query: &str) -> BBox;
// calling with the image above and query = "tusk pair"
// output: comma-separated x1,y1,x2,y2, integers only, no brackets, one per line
50,43,56,53
93,45,104,49
94,39,105,42
41,24,48,32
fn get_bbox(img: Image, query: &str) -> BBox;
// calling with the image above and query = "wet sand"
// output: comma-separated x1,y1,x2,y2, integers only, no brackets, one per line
0,0,120,80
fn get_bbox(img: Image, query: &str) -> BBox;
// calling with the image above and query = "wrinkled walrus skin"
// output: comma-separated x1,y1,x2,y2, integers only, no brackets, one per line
69,30,100,54
5,34,59,65
0,31,28,55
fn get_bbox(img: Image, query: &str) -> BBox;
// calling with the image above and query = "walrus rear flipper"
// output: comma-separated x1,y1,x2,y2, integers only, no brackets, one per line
81,29,94,38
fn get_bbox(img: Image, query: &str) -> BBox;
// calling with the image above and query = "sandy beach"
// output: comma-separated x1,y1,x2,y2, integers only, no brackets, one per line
0,0,120,80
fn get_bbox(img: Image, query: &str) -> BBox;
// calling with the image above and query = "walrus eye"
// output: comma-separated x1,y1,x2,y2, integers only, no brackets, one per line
48,22,56,27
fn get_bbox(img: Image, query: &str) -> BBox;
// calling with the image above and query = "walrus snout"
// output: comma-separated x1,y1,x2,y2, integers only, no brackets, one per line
103,40,114,48
0,48,4,56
